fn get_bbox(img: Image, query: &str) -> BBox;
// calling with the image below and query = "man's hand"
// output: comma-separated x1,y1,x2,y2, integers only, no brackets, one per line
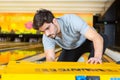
87,57,102,64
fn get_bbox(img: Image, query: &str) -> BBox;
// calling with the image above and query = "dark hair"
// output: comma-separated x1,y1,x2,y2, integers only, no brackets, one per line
33,9,55,30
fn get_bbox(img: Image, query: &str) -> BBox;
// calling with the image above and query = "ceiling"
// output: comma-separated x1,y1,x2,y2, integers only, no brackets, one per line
0,0,115,15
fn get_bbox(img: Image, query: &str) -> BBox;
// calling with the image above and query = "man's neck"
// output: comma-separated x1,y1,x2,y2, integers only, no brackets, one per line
56,20,62,38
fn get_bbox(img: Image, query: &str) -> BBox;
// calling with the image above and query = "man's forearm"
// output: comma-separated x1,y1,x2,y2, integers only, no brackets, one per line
93,35,103,59
45,49,55,62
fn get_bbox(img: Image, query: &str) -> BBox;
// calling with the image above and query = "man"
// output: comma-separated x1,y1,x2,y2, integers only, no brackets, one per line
33,9,108,64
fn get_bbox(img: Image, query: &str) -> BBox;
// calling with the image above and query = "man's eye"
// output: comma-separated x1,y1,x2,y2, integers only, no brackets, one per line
46,27,49,30
46,26,50,30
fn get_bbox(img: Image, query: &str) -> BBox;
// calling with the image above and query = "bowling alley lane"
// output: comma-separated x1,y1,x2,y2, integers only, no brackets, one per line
0,43,43,65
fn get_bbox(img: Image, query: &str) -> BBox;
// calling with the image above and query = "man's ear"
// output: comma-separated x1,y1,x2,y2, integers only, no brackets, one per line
52,18,57,24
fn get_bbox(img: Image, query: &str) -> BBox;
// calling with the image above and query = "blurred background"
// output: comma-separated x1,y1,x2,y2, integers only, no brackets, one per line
0,0,120,64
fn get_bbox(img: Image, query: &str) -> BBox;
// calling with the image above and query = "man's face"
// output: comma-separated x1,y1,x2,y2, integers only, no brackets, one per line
39,22,58,39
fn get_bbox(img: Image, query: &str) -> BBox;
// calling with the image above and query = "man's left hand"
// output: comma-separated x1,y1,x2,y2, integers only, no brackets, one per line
87,57,102,64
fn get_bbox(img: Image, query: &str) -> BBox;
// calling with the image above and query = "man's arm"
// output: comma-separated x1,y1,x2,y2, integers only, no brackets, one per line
44,49,55,61
84,27,103,64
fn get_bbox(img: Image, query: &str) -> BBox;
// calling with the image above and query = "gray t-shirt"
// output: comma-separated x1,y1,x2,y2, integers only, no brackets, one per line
42,14,90,50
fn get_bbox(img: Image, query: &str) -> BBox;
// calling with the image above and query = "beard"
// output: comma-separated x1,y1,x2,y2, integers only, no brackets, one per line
47,23,58,39
48,34,57,39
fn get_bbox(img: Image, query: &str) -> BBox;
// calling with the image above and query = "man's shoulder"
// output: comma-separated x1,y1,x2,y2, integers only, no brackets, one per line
59,14,81,21
62,14,78,18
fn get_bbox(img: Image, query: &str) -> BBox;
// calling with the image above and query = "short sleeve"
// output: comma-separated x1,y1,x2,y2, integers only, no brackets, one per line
42,34,55,50
64,14,90,35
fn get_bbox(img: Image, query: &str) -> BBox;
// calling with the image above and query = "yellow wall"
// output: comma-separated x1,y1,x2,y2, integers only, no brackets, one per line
0,13,93,34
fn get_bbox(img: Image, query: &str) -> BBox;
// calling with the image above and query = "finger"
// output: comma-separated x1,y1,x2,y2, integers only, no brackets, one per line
95,59,102,64
94,60,98,64
87,60,90,63
98,59,102,64
87,59,92,63
88,59,94,64
90,60,96,64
